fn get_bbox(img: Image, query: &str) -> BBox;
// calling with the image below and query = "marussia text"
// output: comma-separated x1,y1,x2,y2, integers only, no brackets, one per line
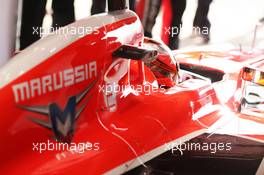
12,61,97,103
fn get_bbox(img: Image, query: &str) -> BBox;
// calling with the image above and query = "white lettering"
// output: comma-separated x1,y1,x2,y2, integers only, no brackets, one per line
12,61,97,103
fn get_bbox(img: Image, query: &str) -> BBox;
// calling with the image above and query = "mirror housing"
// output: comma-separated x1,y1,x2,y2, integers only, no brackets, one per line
241,67,264,86
238,67,264,117
113,44,158,63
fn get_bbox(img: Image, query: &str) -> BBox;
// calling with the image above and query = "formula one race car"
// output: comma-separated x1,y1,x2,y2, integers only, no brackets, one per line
0,0,263,175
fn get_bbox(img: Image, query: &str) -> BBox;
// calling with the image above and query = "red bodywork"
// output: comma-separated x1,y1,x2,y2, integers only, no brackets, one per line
0,9,263,175
175,50,264,143
0,10,221,174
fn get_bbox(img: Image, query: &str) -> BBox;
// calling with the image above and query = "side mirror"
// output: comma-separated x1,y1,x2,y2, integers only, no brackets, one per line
238,67,264,117
242,67,264,86
113,44,158,63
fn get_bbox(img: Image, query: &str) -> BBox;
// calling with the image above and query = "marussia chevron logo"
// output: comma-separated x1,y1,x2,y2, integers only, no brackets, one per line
19,80,97,143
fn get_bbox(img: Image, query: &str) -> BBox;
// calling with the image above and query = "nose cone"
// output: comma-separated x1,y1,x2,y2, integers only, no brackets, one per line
108,0,128,12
